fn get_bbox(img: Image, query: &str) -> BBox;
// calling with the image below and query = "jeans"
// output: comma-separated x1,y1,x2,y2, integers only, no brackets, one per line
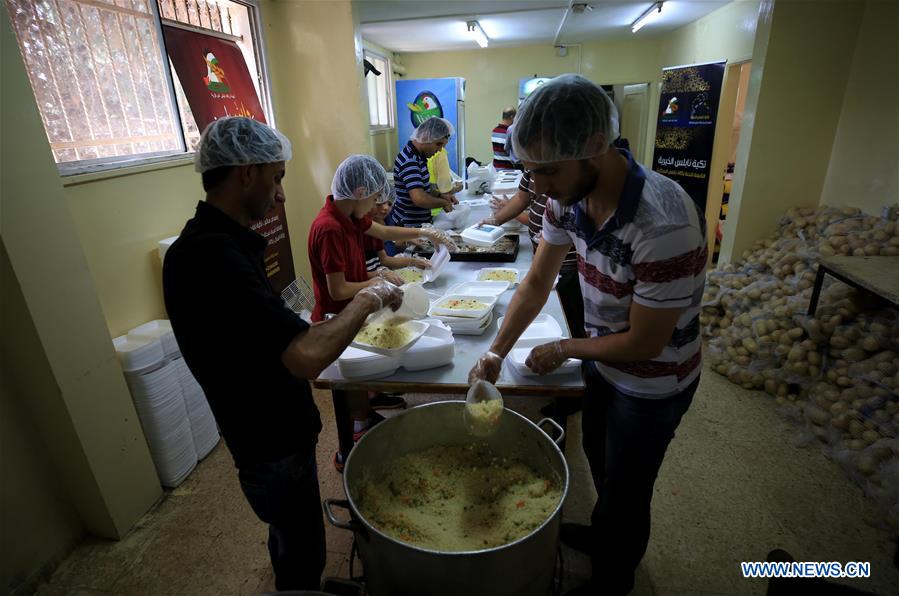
581,365,699,594
238,449,326,591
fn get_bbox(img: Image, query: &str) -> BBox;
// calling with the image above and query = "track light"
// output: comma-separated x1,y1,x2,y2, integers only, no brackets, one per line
466,21,489,48
631,1,664,33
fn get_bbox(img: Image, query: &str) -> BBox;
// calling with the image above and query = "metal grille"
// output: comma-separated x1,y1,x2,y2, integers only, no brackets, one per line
6,0,182,163
280,277,315,323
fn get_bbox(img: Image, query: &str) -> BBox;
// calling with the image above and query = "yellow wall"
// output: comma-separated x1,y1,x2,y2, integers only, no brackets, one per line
400,41,661,166
263,0,369,282
819,0,899,214
720,0,866,261
1,245,84,593
1,8,162,551
363,38,400,169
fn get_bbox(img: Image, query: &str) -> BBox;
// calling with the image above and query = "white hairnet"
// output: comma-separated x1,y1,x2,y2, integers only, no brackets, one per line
410,117,454,143
378,181,396,204
330,154,388,201
194,117,292,173
511,74,619,164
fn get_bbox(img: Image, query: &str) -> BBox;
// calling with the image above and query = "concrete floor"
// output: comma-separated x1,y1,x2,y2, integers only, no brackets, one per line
32,362,899,595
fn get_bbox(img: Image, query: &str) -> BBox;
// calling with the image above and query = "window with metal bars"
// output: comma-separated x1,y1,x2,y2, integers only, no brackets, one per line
4,0,272,174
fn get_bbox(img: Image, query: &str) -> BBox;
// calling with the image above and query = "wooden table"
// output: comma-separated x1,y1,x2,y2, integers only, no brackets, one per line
808,255,899,315
315,197,585,460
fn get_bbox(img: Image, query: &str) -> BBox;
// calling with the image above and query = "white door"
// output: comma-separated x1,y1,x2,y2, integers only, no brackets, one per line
622,83,650,162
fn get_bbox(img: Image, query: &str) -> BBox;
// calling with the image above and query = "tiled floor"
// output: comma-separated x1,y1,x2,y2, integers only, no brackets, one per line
31,362,899,595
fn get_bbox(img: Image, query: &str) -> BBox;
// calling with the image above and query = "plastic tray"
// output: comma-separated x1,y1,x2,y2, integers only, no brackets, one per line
430,294,497,319
508,347,581,377
350,320,429,356
477,267,521,285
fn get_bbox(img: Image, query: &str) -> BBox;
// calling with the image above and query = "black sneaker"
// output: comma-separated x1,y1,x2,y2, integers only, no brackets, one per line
560,522,592,554
370,393,407,410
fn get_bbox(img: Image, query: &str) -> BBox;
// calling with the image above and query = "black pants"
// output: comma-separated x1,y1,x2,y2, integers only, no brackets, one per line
582,365,699,594
238,449,326,591
556,267,586,339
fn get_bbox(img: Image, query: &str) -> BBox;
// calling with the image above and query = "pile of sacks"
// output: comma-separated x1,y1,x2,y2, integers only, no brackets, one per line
701,205,899,530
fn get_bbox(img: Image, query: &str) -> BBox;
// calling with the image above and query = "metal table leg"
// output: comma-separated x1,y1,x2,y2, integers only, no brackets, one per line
807,265,828,315
332,389,354,462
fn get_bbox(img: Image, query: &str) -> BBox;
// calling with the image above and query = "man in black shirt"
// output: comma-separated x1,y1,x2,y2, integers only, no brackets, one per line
163,117,402,590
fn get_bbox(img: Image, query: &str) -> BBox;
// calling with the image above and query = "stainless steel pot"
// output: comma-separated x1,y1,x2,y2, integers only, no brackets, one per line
324,401,569,596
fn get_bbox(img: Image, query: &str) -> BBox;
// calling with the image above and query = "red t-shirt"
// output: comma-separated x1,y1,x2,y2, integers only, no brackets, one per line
308,196,372,321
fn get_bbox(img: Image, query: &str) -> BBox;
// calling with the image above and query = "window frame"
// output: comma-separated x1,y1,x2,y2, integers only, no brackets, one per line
39,0,276,177
363,48,394,133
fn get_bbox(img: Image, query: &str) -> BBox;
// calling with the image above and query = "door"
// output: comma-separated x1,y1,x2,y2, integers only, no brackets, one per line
622,83,650,162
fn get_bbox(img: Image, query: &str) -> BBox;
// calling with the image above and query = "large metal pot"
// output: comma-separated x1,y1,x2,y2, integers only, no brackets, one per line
324,401,569,596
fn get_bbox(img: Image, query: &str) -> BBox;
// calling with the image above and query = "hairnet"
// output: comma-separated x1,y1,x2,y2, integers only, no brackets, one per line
194,117,292,173
511,74,619,164
330,154,388,201
410,117,454,143
378,181,396,205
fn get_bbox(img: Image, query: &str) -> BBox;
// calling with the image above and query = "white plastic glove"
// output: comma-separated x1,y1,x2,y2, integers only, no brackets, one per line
375,267,404,287
409,257,431,269
479,216,499,227
357,279,403,312
525,340,566,375
419,227,458,251
468,351,504,385
490,194,509,213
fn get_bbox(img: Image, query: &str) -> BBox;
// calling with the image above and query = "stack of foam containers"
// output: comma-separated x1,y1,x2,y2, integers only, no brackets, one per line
127,320,220,461
113,332,197,488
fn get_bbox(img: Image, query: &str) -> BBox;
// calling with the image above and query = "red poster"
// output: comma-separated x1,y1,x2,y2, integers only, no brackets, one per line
164,25,295,294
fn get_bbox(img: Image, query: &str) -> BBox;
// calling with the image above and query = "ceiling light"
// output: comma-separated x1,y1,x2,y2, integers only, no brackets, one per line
466,21,489,48
631,1,664,33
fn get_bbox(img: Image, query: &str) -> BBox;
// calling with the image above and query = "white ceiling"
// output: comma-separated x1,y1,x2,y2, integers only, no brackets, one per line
357,0,732,53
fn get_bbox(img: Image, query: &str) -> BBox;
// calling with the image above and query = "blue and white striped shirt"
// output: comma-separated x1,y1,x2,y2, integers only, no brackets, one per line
387,141,431,227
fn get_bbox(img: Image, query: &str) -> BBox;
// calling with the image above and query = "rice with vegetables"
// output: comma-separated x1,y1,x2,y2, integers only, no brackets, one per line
397,268,424,284
479,270,517,283
355,321,412,349
355,444,562,551
439,298,487,311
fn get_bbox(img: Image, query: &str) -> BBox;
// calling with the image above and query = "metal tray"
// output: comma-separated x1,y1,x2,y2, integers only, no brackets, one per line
412,234,520,262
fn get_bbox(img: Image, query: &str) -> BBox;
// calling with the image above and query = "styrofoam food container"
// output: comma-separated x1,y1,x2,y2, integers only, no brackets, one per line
447,280,510,297
402,323,455,371
438,309,493,336
337,346,402,380
477,267,520,285
350,319,429,356
509,347,581,377
424,245,450,282
497,313,564,347
395,267,426,285
128,320,179,356
113,335,165,372
430,294,497,319
460,222,506,247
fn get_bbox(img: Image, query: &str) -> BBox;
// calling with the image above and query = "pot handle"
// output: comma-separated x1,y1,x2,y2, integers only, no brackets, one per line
322,498,360,532
537,417,565,445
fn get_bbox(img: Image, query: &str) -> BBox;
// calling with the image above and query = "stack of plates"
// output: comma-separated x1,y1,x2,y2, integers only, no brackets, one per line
128,320,180,359
435,309,494,335
123,360,197,487
174,358,220,459
113,335,165,373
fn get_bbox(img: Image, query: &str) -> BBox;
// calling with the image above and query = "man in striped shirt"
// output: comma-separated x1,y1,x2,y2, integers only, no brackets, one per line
386,117,458,229
491,106,517,170
470,75,706,596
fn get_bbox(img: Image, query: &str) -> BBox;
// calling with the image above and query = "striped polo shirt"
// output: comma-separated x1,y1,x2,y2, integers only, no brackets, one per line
541,149,707,398
387,140,431,227
492,123,514,170
519,171,577,275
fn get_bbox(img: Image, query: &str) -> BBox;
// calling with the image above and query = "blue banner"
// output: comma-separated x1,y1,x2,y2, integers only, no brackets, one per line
651,61,726,209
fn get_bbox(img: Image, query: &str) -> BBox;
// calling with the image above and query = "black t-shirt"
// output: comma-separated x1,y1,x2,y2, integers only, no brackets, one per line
163,201,322,468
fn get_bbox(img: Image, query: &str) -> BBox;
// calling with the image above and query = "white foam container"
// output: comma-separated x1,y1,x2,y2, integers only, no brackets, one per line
351,319,429,357
158,236,178,262
337,320,454,379
508,347,581,377
424,245,450,282
430,294,497,319
113,335,165,372
477,267,521,285
446,280,510,297
437,309,494,336
460,222,506,247
497,313,564,348
127,320,179,357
